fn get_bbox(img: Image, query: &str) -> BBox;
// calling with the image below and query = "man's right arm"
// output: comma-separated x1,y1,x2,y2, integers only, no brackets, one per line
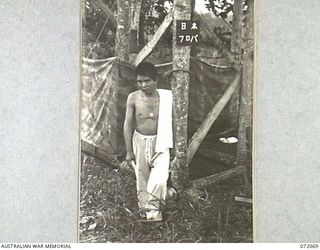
123,93,135,164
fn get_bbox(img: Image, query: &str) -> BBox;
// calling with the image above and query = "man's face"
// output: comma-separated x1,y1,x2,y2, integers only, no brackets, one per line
137,74,157,95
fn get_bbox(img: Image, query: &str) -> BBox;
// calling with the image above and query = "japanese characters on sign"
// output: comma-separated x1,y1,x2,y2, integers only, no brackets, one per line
176,20,200,46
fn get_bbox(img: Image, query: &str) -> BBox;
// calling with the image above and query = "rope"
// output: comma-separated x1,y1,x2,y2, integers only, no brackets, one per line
86,1,116,58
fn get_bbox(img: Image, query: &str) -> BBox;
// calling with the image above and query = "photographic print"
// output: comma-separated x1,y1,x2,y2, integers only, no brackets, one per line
80,0,253,243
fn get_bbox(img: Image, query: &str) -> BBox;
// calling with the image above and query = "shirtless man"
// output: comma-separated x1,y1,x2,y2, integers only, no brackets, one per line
123,62,172,221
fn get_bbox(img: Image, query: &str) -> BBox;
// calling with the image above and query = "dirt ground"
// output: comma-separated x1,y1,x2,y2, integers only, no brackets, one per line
79,152,252,243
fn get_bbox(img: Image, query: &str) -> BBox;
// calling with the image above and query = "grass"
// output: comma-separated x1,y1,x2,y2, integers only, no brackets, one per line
79,153,252,243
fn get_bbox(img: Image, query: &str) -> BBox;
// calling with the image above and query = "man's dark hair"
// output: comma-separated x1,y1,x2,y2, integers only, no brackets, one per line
136,61,157,80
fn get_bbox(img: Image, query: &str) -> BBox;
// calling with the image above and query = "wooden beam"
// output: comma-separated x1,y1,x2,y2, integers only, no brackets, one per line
191,166,246,189
133,10,173,66
187,72,241,164
170,0,192,190
197,148,236,167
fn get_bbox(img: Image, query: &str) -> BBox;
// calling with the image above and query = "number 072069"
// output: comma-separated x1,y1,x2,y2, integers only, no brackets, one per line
300,244,319,248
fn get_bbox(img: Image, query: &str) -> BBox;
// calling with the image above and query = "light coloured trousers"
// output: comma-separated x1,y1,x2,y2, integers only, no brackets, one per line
132,131,170,221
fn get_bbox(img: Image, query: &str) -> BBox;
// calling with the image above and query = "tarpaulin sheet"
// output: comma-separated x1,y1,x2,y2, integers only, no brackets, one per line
81,57,136,157
157,58,238,138
81,56,238,159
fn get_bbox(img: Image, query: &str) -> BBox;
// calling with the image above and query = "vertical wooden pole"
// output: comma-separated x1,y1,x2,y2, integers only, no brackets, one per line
170,0,192,190
115,0,130,61
237,0,254,170
115,0,130,154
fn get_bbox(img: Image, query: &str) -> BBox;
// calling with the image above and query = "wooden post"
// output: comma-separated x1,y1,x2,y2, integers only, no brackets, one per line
236,0,254,171
115,0,130,61
170,0,192,190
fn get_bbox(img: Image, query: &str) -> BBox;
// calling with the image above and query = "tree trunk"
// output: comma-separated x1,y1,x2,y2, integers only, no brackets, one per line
115,0,130,61
170,0,192,190
236,0,254,168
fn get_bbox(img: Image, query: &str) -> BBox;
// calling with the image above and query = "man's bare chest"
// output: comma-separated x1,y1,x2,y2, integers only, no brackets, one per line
135,97,159,119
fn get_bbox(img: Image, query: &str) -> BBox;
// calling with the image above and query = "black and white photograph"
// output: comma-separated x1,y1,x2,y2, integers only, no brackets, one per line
80,0,254,243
